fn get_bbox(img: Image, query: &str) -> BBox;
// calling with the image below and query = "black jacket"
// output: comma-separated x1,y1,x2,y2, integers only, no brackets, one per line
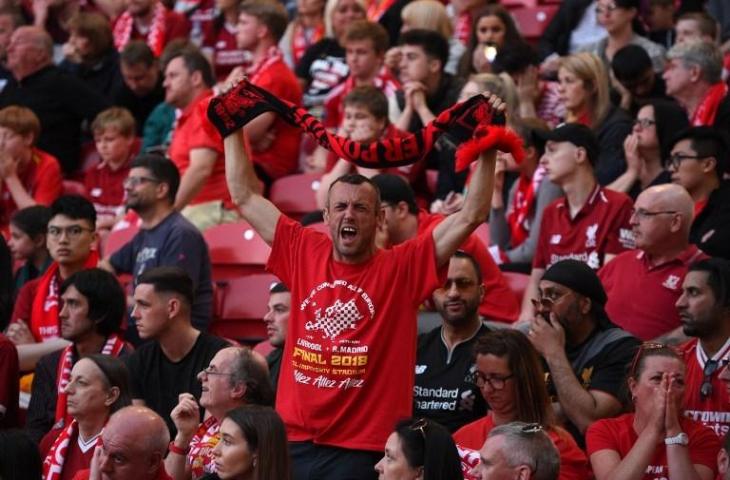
691,181,730,260
537,0,593,61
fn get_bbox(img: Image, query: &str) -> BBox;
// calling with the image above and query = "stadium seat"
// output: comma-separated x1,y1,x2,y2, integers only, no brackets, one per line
269,173,322,220
204,221,272,280
503,271,530,300
254,339,275,357
211,273,279,343
502,0,538,9
103,225,139,257
62,180,88,197
511,5,559,42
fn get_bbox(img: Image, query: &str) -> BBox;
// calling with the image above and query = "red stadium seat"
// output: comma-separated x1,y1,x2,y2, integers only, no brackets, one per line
103,225,139,257
269,173,322,219
503,271,530,300
511,5,559,42
62,180,87,197
501,0,537,9
426,169,438,196
204,221,272,280
211,273,279,342
254,339,275,357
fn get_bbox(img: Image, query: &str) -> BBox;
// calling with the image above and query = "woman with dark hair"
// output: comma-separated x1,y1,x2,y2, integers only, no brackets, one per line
60,12,123,99
453,329,590,480
8,206,52,298
587,344,721,480
608,99,690,198
200,405,291,480
458,4,525,78
0,429,42,480
579,0,665,73
375,418,462,480
40,354,132,480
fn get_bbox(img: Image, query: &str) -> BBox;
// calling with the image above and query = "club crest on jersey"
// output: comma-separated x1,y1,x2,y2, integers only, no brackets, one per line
415,365,427,374
585,223,598,248
550,234,562,245
662,275,681,290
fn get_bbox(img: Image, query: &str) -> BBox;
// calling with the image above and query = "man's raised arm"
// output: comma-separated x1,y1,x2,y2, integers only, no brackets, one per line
431,96,504,267
224,130,280,245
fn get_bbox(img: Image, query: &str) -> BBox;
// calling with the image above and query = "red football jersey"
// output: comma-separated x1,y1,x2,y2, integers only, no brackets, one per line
0,148,62,227
680,338,730,438
533,185,634,271
202,22,251,82
266,216,444,451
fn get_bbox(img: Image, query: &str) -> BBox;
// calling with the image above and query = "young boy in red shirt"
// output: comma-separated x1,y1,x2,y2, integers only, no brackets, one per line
84,107,139,234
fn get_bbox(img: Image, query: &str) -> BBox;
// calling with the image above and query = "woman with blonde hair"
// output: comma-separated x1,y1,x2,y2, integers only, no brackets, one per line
558,52,632,185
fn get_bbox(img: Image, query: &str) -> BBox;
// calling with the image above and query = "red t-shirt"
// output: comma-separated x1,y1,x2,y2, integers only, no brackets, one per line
417,212,520,323
599,246,707,341
0,334,18,429
680,338,730,438
73,467,172,480
249,60,302,180
0,148,62,227
586,413,720,479
168,90,233,208
453,414,592,480
533,185,634,271
42,429,96,480
266,215,444,451
83,155,135,223
202,22,251,82
323,69,401,129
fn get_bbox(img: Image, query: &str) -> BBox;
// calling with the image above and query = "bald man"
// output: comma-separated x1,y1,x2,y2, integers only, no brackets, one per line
599,184,708,341
78,405,172,480
0,26,109,174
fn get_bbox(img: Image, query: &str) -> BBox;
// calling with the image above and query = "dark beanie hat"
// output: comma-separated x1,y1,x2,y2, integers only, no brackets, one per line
542,259,608,306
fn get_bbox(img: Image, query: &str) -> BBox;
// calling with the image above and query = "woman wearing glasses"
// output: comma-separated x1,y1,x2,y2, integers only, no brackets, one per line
607,99,690,199
200,405,290,480
374,417,462,479
453,329,590,480
587,344,721,480
40,354,131,480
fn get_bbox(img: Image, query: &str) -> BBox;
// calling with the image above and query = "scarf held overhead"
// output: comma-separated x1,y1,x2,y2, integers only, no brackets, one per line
206,79,524,172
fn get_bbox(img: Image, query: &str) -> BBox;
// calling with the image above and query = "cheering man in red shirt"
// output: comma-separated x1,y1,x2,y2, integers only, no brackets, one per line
223,90,503,477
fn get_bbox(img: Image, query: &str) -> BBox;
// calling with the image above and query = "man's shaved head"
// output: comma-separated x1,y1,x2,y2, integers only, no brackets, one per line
632,184,694,253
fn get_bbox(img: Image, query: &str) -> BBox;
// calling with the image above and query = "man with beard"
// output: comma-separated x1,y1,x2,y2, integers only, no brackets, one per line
101,154,213,344
527,259,640,446
677,258,730,438
413,251,490,432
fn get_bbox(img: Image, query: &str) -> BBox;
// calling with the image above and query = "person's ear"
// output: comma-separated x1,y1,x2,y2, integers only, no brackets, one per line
580,296,592,315
701,156,717,175
717,448,729,475
105,386,121,407
515,465,532,480
478,283,486,303
574,146,588,165
33,233,47,250
168,297,181,318
231,381,247,400
427,57,441,75
395,201,410,219
689,64,702,83
414,465,424,480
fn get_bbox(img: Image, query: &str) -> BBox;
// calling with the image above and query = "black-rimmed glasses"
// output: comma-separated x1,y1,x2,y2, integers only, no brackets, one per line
475,372,514,390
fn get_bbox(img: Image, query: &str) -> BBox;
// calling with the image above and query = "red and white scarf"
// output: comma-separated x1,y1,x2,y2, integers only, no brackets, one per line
246,46,284,84
43,420,102,480
54,334,127,429
506,165,545,248
691,82,729,127
291,21,324,66
113,2,168,57
188,416,220,478
455,11,471,46
30,251,100,342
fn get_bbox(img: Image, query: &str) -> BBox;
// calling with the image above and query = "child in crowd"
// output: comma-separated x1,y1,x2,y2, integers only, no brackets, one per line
84,107,139,233
8,206,51,299
315,86,415,208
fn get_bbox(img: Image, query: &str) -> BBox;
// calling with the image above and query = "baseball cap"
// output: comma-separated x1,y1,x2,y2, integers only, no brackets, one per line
535,123,600,165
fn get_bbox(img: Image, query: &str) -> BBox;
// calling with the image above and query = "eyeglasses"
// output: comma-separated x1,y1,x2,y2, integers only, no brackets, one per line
633,118,656,129
700,359,729,400
475,372,514,390
47,225,94,239
409,418,428,440
123,176,160,188
630,208,678,221
530,290,570,311
628,342,681,379
595,4,618,15
199,367,235,377
668,153,708,170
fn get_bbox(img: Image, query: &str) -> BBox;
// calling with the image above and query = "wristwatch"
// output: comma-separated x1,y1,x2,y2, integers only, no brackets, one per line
664,432,689,446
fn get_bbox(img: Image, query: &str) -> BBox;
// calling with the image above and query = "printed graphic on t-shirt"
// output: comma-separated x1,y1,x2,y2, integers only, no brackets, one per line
292,280,375,390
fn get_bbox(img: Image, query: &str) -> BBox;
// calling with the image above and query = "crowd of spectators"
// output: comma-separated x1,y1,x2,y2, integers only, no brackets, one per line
0,0,730,478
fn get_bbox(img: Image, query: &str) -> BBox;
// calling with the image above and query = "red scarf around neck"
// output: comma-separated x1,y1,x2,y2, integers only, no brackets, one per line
691,82,729,127
291,21,324,66
113,2,168,56
43,420,102,480
30,251,100,342
246,46,284,84
54,334,127,429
